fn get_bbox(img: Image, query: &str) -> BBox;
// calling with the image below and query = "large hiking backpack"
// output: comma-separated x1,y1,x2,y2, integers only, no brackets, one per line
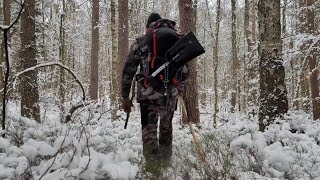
143,19,181,87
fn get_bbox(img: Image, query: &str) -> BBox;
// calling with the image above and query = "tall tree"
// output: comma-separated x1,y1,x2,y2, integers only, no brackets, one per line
89,0,100,100
251,0,257,44
243,0,250,112
3,0,11,45
111,0,118,120
59,0,66,112
205,0,221,126
230,0,238,112
246,0,258,113
178,0,200,124
299,0,320,119
258,0,288,131
244,0,252,51
1,0,11,98
298,0,311,112
118,0,129,98
282,0,287,36
20,0,40,121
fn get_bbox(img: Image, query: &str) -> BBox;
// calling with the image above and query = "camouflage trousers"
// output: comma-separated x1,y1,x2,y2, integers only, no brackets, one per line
140,95,177,164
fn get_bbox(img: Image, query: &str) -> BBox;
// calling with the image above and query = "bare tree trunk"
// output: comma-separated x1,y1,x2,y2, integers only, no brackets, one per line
251,0,256,44
299,0,320,119
200,12,207,109
40,0,49,91
230,0,238,113
0,40,3,99
179,0,200,124
244,0,252,51
243,0,251,113
282,0,287,36
118,0,129,96
59,0,66,113
3,0,11,45
20,0,40,121
309,51,320,119
111,0,118,120
89,0,99,100
213,0,221,126
258,0,288,131
246,0,258,114
300,60,310,112
205,0,221,126
1,0,11,99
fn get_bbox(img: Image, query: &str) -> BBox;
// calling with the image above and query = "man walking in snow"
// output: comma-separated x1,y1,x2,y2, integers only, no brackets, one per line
121,13,189,173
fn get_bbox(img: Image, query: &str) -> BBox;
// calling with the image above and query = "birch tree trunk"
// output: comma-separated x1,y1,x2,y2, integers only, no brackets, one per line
20,0,40,121
178,0,200,124
89,0,99,100
258,0,288,131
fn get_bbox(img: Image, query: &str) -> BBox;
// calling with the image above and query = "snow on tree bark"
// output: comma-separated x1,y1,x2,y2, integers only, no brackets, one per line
299,0,320,120
111,0,119,121
89,0,99,100
230,0,238,113
178,0,200,124
258,0,288,131
118,0,129,83
20,0,40,121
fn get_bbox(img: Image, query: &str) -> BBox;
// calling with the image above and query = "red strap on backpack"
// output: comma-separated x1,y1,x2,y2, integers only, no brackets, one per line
144,53,151,88
151,30,157,69
172,77,180,86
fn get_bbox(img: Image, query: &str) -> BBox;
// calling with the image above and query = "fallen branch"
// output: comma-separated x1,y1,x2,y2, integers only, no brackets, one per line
65,100,95,123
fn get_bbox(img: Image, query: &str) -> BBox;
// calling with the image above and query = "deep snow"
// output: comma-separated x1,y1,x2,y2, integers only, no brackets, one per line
1,101,320,180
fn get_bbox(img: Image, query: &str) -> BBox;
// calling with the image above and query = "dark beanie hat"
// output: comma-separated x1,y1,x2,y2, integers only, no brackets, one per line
146,13,162,28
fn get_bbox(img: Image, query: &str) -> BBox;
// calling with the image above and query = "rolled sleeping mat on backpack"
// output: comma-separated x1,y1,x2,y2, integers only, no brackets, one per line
165,31,205,69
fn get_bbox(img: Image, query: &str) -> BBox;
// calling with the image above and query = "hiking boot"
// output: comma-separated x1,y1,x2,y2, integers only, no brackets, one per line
143,154,163,178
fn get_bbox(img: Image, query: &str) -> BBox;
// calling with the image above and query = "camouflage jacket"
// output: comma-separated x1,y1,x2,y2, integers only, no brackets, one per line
121,35,189,102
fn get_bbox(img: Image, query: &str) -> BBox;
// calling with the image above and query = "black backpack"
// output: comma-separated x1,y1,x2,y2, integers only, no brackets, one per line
143,19,181,87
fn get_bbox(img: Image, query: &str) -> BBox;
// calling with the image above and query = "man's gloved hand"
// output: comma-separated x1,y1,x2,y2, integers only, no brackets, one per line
122,97,132,113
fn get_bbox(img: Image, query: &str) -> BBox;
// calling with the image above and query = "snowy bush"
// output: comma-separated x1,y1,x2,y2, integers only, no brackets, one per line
175,111,320,180
0,105,141,180
2,101,320,180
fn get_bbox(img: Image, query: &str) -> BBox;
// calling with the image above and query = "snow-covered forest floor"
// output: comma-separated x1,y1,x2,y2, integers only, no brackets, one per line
1,100,320,180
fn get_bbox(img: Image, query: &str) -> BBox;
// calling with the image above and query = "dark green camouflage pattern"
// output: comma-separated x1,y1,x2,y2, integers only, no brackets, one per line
121,35,189,169
121,35,189,102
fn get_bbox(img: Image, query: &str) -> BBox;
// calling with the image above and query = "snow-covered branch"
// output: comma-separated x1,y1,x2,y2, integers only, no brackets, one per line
0,0,26,31
1,62,86,102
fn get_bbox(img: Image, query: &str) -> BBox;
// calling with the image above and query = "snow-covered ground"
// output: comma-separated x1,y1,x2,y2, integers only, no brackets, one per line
1,101,320,180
